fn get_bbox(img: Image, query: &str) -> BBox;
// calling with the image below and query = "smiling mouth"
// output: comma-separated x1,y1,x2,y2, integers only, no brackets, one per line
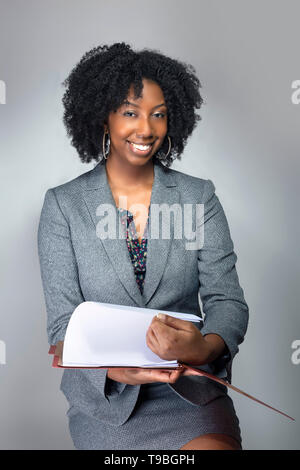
126,141,155,154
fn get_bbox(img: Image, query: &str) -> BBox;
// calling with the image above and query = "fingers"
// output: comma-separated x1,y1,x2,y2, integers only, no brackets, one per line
138,367,181,384
108,367,181,385
154,314,193,332
152,368,182,384
146,328,156,356
147,326,158,347
168,368,182,383
149,320,183,353
120,367,184,385
148,368,173,383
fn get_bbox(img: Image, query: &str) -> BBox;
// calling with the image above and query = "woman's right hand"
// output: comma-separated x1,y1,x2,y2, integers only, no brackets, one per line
107,367,185,385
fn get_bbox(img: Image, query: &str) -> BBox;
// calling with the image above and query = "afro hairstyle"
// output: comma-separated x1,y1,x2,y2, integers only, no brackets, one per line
62,42,204,167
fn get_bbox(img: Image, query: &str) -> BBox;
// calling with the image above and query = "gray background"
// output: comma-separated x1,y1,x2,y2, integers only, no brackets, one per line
0,0,299,450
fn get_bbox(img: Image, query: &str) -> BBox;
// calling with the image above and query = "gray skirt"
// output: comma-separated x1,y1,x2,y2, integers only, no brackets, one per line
67,382,242,450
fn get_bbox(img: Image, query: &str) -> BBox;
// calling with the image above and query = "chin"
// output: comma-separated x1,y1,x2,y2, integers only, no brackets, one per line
127,155,154,166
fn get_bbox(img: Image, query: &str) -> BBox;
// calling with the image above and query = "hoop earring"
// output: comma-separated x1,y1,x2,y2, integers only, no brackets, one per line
157,135,172,160
102,130,110,160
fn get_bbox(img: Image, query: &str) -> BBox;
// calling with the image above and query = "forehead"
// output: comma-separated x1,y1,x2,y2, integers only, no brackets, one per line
126,79,165,103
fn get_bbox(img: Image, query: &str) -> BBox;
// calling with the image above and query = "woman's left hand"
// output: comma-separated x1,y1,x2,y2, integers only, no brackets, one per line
146,314,213,365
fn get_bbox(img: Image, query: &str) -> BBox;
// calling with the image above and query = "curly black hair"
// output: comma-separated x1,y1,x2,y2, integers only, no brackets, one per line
62,42,204,167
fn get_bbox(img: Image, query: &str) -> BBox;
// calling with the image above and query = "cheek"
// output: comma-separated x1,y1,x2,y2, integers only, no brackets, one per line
156,118,168,134
109,115,132,139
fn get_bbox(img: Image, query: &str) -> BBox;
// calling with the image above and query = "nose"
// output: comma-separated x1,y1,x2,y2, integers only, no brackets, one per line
135,116,154,139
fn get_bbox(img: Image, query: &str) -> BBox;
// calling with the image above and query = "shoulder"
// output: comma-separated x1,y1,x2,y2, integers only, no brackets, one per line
40,165,96,222
46,165,95,197
163,165,216,203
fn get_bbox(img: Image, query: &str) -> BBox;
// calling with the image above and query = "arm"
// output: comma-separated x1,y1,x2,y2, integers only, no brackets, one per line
37,188,114,398
37,189,182,396
38,189,85,345
197,179,249,380
203,333,227,362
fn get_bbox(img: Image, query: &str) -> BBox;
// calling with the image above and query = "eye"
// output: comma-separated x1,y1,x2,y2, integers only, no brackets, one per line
123,111,166,118
123,111,136,117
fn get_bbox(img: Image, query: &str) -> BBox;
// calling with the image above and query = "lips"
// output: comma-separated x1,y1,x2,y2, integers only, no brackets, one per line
126,140,154,156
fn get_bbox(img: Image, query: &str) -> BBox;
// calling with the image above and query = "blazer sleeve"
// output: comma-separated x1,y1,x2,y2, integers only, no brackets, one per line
197,179,249,380
37,188,126,399
37,188,84,345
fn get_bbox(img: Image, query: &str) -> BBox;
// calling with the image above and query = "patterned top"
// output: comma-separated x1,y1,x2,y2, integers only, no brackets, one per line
118,207,150,295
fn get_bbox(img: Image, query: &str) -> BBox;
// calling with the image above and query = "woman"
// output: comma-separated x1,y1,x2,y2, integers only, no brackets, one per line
38,42,249,450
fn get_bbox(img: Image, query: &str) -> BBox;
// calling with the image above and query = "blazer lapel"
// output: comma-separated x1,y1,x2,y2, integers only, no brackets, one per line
142,162,179,305
82,160,179,307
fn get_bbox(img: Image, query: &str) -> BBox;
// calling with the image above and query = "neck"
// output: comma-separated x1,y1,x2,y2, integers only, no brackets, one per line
105,156,155,189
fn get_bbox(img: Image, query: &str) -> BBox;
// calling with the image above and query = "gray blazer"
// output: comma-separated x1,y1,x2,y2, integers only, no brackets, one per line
37,159,249,427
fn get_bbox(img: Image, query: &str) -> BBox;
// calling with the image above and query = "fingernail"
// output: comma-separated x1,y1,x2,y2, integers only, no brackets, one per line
157,313,166,321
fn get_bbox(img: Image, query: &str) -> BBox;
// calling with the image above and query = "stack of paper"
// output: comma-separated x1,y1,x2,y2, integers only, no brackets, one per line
54,301,201,368
48,301,295,421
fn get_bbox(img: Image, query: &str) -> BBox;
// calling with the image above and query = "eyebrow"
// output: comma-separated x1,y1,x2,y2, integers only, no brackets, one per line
122,100,167,110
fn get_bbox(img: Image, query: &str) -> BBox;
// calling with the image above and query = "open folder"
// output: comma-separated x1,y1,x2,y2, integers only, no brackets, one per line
48,301,295,421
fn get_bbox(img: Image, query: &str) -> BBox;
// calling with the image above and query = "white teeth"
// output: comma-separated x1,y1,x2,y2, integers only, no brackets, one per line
131,143,152,151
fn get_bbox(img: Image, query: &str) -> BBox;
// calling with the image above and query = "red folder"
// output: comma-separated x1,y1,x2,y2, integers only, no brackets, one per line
48,344,295,421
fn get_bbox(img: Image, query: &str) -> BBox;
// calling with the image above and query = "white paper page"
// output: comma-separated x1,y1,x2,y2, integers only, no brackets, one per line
97,302,202,322
62,302,200,367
